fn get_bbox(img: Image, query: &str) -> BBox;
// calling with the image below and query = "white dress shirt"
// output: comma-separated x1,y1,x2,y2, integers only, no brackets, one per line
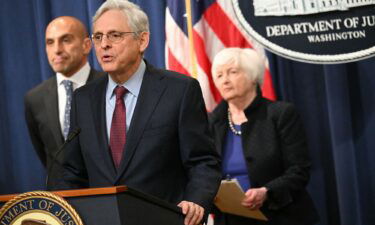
56,62,91,135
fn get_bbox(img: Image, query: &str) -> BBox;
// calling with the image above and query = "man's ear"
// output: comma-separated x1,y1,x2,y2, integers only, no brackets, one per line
82,37,92,55
139,32,150,53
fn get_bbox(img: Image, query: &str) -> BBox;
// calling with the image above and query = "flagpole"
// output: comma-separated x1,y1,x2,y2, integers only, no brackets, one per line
185,0,198,79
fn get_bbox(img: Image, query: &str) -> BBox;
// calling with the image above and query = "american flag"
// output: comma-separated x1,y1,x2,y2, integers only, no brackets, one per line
165,0,276,112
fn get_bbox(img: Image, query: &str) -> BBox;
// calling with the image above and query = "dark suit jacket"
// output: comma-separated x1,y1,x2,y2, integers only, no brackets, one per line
59,63,222,212
24,69,103,189
209,95,319,225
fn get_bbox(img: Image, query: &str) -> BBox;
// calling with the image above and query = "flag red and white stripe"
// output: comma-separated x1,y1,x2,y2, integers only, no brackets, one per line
166,0,276,112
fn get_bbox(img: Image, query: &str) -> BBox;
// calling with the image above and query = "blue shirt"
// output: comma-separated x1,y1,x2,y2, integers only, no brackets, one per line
222,125,251,191
105,60,146,140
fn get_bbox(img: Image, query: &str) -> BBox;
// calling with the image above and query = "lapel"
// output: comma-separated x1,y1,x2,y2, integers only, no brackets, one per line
215,120,228,155
44,77,64,147
240,95,264,159
214,117,227,157
116,66,167,181
211,102,229,156
241,117,257,160
87,69,104,82
90,76,118,178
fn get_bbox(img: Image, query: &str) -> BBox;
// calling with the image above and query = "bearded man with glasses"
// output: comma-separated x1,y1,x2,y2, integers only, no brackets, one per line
56,1,222,225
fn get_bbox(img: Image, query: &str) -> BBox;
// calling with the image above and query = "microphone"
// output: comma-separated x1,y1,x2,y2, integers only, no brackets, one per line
46,127,81,190
65,127,81,142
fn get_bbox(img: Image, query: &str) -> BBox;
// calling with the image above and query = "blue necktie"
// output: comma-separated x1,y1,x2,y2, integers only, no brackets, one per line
62,80,73,140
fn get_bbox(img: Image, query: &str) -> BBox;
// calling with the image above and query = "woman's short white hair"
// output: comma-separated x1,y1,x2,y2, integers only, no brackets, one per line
93,0,149,35
211,48,265,85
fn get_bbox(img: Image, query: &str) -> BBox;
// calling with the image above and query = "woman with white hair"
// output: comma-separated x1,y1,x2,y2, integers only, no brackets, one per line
209,48,318,225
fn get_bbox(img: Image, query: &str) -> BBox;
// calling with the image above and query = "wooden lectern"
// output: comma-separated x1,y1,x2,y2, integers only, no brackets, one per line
0,186,184,225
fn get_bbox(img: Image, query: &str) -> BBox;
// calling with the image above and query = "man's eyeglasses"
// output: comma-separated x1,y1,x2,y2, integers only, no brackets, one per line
91,31,136,44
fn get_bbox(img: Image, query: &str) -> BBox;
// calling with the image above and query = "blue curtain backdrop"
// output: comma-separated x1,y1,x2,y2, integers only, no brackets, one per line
0,1,374,225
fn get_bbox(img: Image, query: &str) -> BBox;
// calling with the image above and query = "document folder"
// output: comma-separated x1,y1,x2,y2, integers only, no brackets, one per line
215,179,268,221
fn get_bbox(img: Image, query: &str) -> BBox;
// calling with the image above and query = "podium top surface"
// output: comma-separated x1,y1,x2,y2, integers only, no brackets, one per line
0,186,127,202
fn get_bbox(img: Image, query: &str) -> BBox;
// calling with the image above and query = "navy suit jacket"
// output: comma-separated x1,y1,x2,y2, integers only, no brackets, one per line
59,63,221,211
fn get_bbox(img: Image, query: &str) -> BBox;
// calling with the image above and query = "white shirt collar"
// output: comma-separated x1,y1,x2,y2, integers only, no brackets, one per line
56,62,91,89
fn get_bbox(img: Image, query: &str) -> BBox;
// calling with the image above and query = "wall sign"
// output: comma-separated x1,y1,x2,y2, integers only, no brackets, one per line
232,0,375,63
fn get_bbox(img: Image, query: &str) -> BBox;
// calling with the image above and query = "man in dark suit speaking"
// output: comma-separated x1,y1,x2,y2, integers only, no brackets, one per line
58,1,221,225
24,16,103,189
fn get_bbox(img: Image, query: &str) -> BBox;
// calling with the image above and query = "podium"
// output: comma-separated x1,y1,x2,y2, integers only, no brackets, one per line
0,186,184,225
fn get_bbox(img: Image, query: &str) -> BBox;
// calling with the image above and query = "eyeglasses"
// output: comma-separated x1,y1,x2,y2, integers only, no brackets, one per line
91,31,136,44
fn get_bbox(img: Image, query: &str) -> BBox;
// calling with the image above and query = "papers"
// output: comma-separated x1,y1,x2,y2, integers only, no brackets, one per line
214,179,268,221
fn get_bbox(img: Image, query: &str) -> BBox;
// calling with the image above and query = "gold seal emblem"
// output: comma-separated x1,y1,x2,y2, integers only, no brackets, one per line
0,191,83,225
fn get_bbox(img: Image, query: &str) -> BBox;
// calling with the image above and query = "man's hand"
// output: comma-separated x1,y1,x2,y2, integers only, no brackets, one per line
241,187,268,210
177,200,204,225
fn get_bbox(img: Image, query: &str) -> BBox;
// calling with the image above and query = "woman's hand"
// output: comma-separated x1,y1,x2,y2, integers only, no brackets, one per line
241,187,268,210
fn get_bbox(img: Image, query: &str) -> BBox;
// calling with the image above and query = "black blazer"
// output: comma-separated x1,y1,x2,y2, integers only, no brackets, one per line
209,95,319,225
58,63,222,212
24,69,103,188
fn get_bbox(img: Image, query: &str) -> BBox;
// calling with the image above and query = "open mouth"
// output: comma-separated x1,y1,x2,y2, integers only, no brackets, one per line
102,54,114,62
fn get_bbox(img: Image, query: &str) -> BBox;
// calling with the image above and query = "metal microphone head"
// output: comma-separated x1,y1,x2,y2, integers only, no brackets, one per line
66,127,81,142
